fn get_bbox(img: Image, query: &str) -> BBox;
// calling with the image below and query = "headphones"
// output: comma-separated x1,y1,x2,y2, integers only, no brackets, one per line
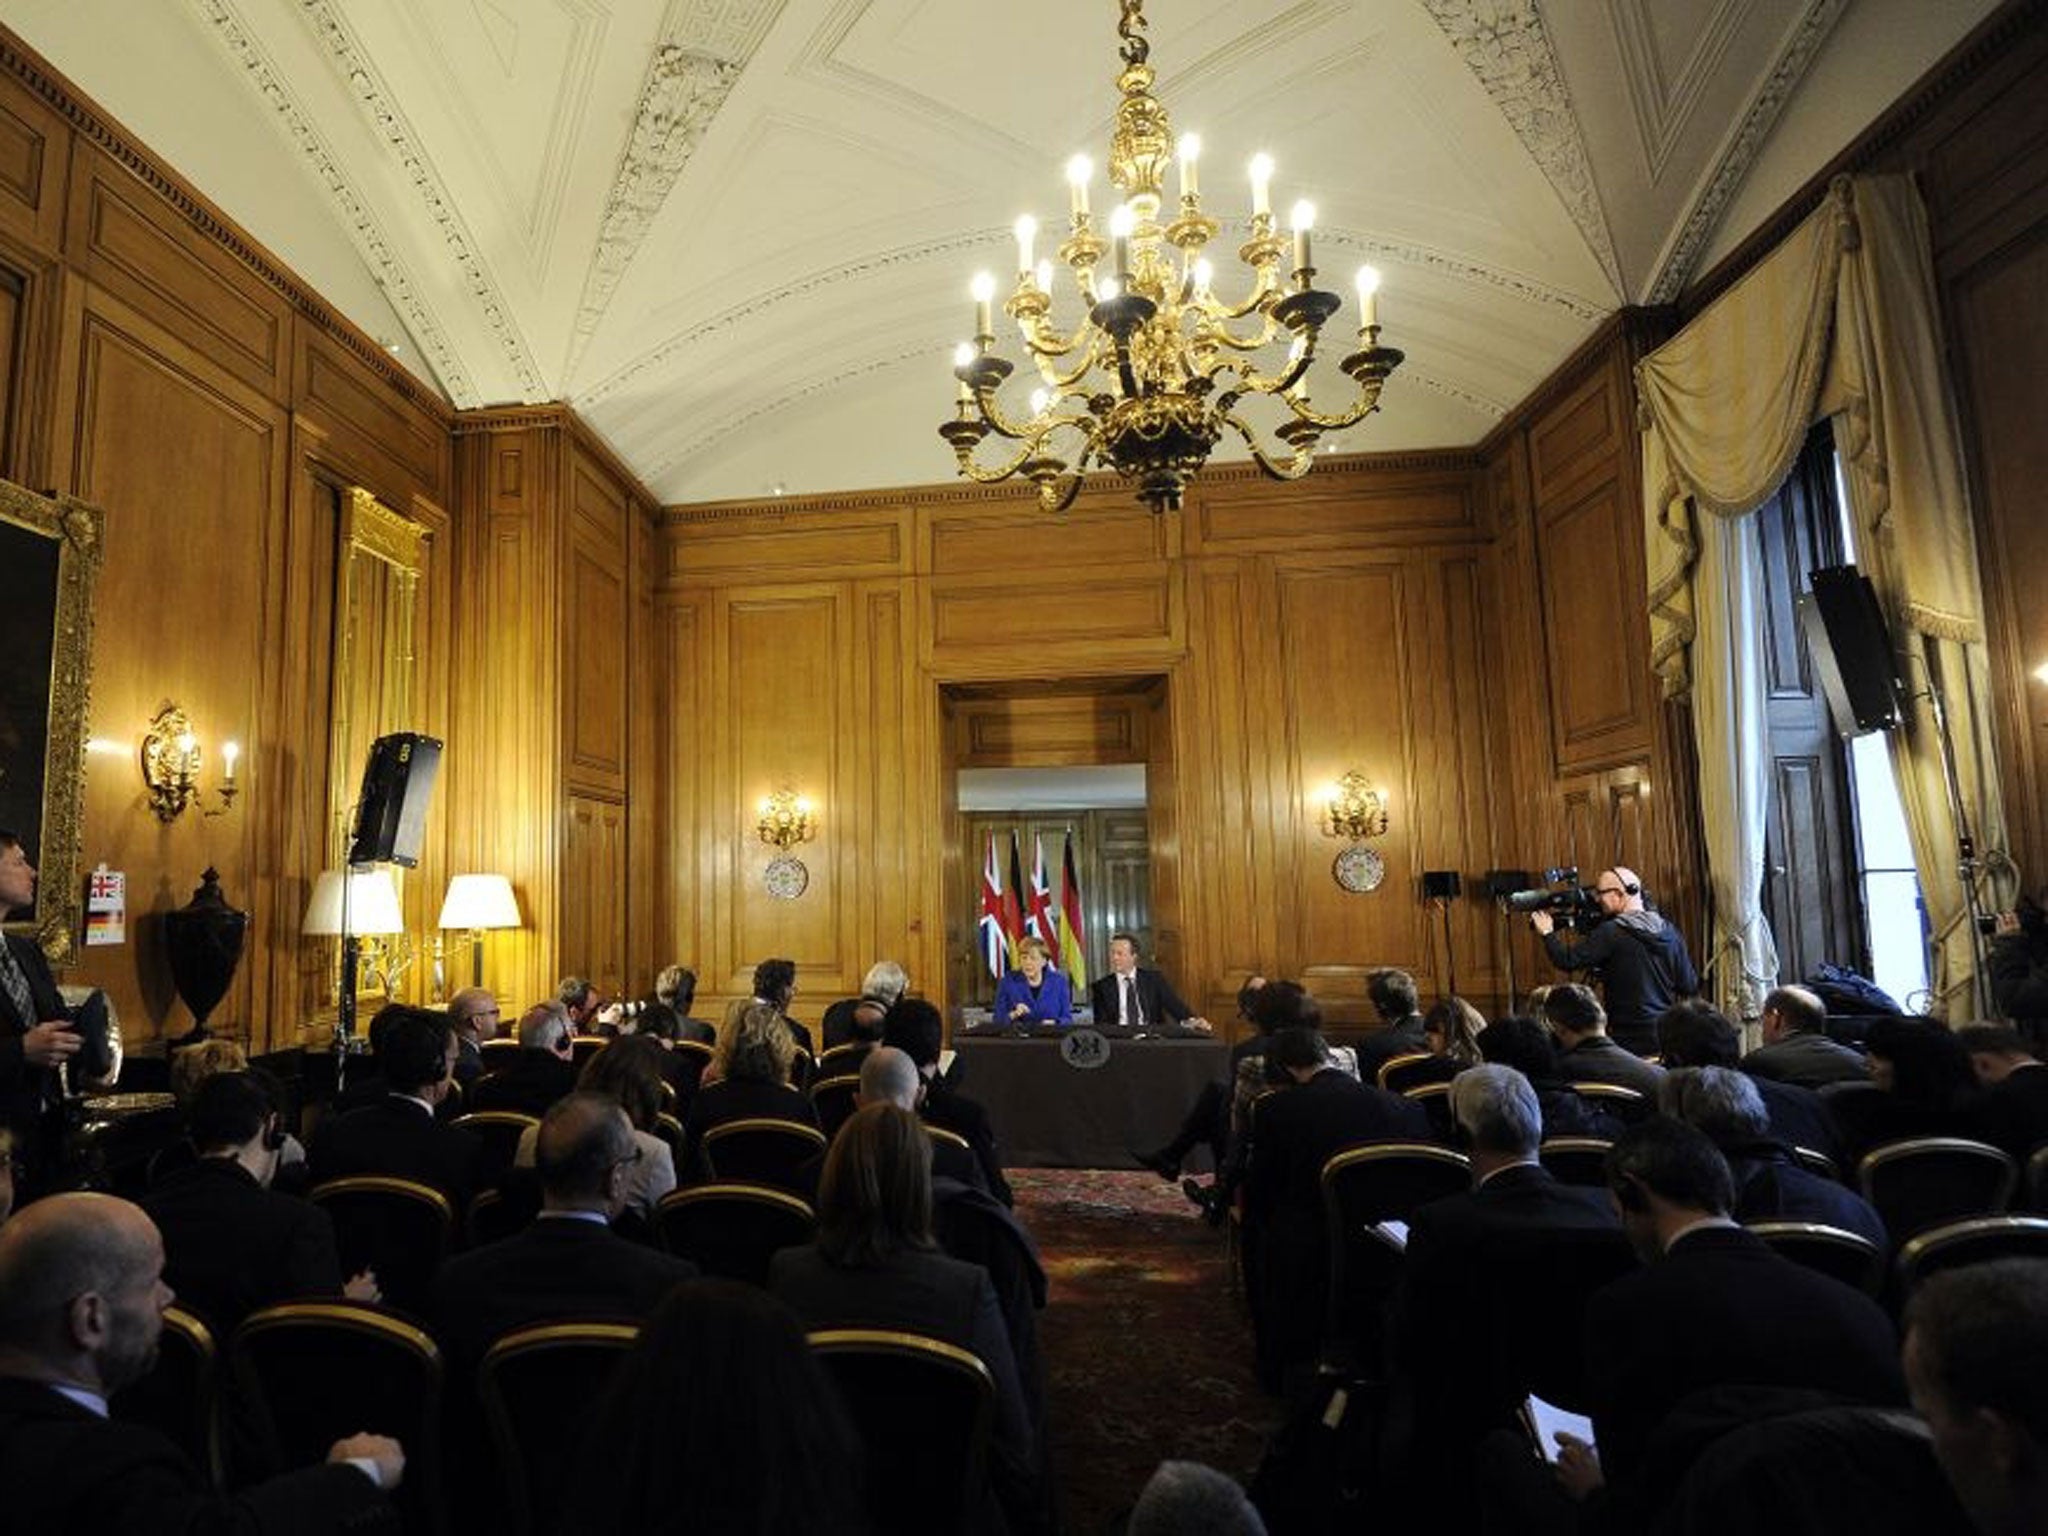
262,1113,288,1153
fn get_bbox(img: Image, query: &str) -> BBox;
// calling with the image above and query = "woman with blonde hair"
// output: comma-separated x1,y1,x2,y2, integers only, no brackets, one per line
992,935,1073,1030
682,1002,816,1176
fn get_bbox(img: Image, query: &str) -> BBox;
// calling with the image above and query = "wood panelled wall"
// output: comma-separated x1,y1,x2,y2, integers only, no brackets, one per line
0,35,454,1056
660,380,1695,1031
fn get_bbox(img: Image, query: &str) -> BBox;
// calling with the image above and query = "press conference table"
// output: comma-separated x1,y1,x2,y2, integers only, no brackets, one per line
949,1031,1229,1171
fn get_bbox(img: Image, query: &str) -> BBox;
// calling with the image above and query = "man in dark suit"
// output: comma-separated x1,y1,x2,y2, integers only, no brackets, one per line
1244,1026,1432,1387
884,997,1014,1206
1393,1064,1627,1463
141,1071,378,1336
430,1092,697,1378
444,988,501,1089
1959,1024,2048,1158
308,1010,482,1209
1088,933,1208,1033
752,956,816,1061
1742,984,1869,1088
1353,967,1430,1084
1658,999,1840,1163
467,1002,578,1116
1659,1065,1887,1248
0,831,82,1196
1547,984,1665,1097
1552,1118,1904,1528
0,1191,404,1533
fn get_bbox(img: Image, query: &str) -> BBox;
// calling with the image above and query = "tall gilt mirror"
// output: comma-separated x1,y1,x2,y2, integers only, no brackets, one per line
0,480,103,965
322,486,427,1004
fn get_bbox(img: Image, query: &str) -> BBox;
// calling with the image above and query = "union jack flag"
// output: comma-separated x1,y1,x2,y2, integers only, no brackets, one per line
978,832,1008,982
1026,834,1060,965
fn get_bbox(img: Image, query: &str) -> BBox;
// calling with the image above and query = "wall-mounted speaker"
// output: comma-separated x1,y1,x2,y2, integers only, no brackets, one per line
1483,869,1534,899
347,732,443,868
1799,565,1904,736
1422,870,1462,900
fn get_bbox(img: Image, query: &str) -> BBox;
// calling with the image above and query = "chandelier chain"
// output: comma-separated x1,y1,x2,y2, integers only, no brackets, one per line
1117,0,1149,68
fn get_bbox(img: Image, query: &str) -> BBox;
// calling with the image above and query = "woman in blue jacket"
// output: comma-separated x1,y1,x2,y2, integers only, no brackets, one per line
993,936,1073,1029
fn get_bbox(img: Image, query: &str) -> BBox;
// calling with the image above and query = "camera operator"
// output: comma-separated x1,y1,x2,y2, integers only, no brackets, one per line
1989,895,2048,1053
1527,866,1698,1058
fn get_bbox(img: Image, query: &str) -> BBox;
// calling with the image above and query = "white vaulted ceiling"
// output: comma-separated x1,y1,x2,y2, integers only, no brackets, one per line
2,0,1999,503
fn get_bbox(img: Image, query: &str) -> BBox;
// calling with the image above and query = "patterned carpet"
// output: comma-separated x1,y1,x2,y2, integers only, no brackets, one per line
1011,1169,1279,1535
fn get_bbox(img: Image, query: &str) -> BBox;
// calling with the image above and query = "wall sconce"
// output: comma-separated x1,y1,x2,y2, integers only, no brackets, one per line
140,703,239,821
756,788,816,900
302,867,412,999
434,873,522,996
1317,771,1389,894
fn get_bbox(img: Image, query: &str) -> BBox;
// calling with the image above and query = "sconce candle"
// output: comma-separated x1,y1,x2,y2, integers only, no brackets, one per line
140,703,239,821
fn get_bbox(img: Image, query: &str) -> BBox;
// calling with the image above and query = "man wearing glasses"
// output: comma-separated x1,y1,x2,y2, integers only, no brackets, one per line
1529,866,1699,1058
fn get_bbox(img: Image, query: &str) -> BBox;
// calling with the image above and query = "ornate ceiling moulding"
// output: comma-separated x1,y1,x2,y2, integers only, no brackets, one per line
447,404,661,513
0,30,452,415
1420,0,1625,299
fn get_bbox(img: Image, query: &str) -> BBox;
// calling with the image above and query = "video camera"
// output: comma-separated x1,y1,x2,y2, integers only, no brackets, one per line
1503,867,1606,930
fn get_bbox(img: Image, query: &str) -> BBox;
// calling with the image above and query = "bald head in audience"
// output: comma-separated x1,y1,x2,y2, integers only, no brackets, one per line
0,1192,171,1396
446,987,500,1043
534,1091,639,1217
856,1046,922,1111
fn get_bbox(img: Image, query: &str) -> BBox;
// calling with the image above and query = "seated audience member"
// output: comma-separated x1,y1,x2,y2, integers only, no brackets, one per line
857,1046,986,1193
1393,1065,1621,1463
512,1036,677,1224
1743,984,1868,1088
1988,894,2048,1053
1544,984,1665,1098
430,1093,697,1380
1831,1015,1984,1168
883,996,1013,1206
0,1193,404,1532
308,1010,482,1209
162,1036,310,1189
562,1279,863,1536
752,957,815,1060
648,964,716,1044
1244,1026,1431,1389
770,1104,1042,1534
1657,999,1840,1162
1659,1066,1887,1249
444,987,501,1087
1957,1024,2048,1158
1550,1119,1904,1529
1396,994,1486,1089
683,1002,818,1177
468,1002,579,1116
1904,1258,2048,1536
821,959,909,1049
1353,967,1429,1083
1138,976,1271,1185
557,976,604,1035
141,1071,378,1334
993,937,1075,1030
1130,1460,1268,1536
329,1004,409,1114
1476,1015,1625,1139
0,1127,13,1228
1089,932,1209,1034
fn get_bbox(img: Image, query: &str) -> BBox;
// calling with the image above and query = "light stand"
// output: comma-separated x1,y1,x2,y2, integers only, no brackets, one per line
1915,669,1995,1019
1484,870,1533,1009
1423,871,1463,998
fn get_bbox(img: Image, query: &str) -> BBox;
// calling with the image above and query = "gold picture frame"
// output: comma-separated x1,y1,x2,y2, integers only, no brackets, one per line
0,478,104,965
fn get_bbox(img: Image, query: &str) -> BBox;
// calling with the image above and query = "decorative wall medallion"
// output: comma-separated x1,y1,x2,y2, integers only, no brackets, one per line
1333,845,1385,894
763,854,809,899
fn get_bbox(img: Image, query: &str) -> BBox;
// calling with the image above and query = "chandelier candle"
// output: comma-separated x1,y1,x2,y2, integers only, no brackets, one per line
939,0,1403,513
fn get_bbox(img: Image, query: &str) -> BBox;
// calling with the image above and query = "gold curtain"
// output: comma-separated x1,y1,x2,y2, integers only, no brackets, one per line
1638,174,2009,1017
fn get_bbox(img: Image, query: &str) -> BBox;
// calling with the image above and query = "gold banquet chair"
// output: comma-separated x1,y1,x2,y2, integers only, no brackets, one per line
1858,1137,2016,1243
657,1182,818,1287
308,1175,454,1316
479,1321,640,1536
110,1304,221,1488
700,1117,828,1191
809,1328,996,1534
1747,1221,1886,1297
1895,1214,2048,1298
809,1074,863,1140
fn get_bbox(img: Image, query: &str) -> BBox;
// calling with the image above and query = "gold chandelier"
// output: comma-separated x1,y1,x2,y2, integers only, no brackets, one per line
939,0,1402,515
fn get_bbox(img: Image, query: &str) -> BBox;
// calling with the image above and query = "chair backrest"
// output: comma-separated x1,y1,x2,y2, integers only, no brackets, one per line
1401,1081,1457,1141
478,1037,520,1067
231,1301,444,1532
1790,1145,1841,1182
926,1124,973,1154
1895,1214,2048,1297
656,1182,818,1286
652,1111,687,1166
701,1117,828,1191
2027,1143,2048,1213
1538,1138,1614,1188
110,1305,219,1487
309,1176,454,1316
789,1046,817,1089
818,1040,875,1078
465,1184,537,1247
1858,1137,2016,1241
810,1074,862,1140
449,1110,540,1184
1377,1052,1448,1094
1570,1083,1651,1123
570,1035,608,1067
809,1328,995,1533
1747,1220,1886,1296
1322,1143,1471,1338
478,1322,639,1536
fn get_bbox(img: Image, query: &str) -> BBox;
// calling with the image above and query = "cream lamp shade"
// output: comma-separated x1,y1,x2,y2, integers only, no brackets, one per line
438,873,521,931
302,868,406,937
